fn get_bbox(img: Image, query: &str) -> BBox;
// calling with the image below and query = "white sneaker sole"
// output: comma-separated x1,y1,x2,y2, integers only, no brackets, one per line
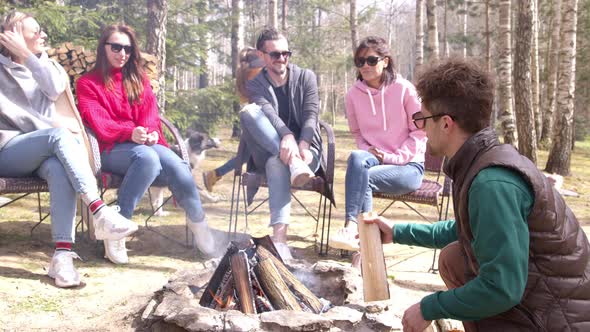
328,237,360,251
47,270,80,288
94,222,138,241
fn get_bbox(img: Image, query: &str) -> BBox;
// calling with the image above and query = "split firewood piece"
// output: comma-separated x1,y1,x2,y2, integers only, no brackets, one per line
358,212,390,302
252,235,284,264
230,251,256,314
254,257,302,311
256,245,322,313
199,242,240,307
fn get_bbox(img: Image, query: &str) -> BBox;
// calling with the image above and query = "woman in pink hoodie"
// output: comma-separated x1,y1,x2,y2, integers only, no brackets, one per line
329,36,427,255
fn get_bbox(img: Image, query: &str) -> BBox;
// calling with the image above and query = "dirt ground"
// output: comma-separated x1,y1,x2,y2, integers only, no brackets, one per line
1,123,589,331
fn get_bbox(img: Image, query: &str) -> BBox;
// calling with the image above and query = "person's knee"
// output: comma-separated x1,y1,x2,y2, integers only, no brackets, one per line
132,147,161,175
438,241,462,278
48,127,77,144
347,150,369,168
239,105,259,126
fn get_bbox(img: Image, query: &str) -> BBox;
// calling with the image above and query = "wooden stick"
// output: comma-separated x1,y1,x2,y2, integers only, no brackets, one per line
358,212,390,302
254,257,301,311
230,252,256,314
256,245,323,313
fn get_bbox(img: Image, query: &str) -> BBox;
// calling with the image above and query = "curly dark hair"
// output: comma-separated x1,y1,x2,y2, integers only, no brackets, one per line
415,58,494,134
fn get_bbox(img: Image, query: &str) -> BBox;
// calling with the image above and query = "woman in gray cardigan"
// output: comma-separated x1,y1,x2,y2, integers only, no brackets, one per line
0,11,137,288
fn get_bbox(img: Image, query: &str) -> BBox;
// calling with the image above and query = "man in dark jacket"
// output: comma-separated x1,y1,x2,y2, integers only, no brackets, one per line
364,58,590,332
240,27,324,260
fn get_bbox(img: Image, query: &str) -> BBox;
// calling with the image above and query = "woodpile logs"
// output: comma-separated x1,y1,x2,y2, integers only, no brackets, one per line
47,43,160,95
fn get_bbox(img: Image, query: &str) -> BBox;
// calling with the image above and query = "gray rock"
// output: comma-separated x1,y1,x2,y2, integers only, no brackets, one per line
168,306,225,332
322,305,363,331
260,310,332,331
224,310,261,332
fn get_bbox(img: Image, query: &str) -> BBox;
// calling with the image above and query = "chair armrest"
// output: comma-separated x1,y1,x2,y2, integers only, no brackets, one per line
318,120,335,185
160,115,189,163
84,127,102,177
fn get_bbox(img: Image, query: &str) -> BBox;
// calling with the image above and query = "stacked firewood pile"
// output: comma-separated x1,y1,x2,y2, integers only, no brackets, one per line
47,42,160,94
199,236,328,315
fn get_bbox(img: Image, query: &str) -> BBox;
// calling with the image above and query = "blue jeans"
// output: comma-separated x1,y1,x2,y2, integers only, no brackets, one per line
0,128,98,243
345,150,424,223
215,157,236,177
100,143,205,223
240,106,319,225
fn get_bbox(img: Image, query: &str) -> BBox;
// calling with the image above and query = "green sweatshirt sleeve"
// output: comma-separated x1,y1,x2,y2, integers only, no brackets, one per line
420,167,533,321
394,220,457,249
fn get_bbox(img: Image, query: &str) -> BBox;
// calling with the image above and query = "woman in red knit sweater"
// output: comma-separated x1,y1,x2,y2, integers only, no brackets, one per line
76,24,215,264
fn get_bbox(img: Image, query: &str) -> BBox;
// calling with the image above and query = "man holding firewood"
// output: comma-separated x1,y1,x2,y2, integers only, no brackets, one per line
364,58,590,332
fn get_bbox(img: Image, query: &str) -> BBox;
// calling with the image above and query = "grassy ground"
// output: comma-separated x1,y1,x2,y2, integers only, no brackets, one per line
1,116,589,331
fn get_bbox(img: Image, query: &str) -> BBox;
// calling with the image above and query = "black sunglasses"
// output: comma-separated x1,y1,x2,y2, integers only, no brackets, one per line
105,42,133,54
354,56,384,68
412,112,453,129
263,50,292,60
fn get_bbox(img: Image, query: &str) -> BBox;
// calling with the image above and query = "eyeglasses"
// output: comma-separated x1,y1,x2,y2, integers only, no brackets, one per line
412,112,453,129
354,56,383,68
105,42,133,54
262,50,292,60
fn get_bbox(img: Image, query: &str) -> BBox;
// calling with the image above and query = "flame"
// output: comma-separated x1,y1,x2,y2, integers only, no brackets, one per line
209,289,234,309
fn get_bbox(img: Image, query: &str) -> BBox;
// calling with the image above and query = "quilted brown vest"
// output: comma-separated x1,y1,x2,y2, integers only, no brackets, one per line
444,127,590,332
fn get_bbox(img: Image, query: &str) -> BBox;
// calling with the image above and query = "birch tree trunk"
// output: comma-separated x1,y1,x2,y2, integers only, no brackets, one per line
485,0,491,72
146,0,168,112
426,0,439,62
269,0,278,28
282,0,288,31
415,0,425,77
350,0,358,56
462,1,468,58
442,0,448,57
231,0,244,137
514,0,537,163
546,0,578,175
497,0,517,146
540,0,562,147
531,0,541,141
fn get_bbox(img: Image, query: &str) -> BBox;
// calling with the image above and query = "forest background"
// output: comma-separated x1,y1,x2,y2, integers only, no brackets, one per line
1,0,589,175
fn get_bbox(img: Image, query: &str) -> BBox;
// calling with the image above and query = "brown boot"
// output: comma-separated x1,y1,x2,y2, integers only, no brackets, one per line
203,170,220,192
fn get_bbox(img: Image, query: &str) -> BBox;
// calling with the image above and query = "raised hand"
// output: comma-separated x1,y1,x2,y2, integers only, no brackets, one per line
0,22,32,60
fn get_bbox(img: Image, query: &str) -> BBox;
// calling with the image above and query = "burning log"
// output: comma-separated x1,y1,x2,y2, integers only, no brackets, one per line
254,256,302,311
230,252,255,314
256,246,322,313
200,236,325,315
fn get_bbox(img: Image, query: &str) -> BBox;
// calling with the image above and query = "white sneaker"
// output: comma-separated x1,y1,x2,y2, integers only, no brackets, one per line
187,221,216,256
93,205,138,241
47,251,81,288
329,227,360,251
104,238,128,264
274,242,293,261
289,158,314,187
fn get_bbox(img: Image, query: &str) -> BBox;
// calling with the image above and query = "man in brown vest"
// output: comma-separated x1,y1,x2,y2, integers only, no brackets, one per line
364,58,590,332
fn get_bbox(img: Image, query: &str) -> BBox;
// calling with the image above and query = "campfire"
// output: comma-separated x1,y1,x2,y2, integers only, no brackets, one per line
199,236,328,314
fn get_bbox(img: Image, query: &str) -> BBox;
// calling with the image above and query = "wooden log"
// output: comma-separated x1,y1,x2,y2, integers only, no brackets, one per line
73,45,84,54
57,46,68,54
358,212,390,302
256,246,323,313
254,257,301,311
230,252,256,314
252,235,283,263
199,242,241,307
64,42,74,50
85,55,96,63
47,48,56,56
58,53,68,61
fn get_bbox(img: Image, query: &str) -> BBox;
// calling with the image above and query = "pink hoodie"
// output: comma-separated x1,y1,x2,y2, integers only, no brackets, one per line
345,77,426,165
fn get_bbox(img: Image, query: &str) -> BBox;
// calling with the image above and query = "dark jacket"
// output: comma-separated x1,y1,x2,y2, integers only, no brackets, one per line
445,127,590,331
245,63,324,172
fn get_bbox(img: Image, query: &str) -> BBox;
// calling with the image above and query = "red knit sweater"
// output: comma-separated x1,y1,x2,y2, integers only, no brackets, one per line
76,68,168,152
